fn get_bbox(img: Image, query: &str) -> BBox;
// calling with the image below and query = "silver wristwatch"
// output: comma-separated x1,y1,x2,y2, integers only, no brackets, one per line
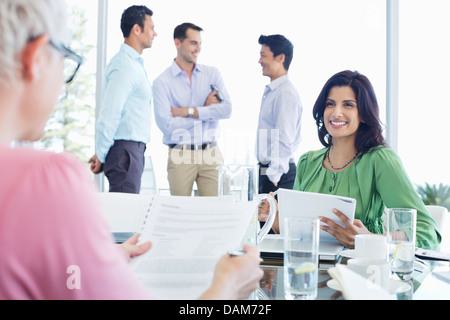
188,107,195,117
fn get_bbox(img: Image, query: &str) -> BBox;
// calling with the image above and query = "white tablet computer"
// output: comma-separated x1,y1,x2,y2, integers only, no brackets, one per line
277,188,356,242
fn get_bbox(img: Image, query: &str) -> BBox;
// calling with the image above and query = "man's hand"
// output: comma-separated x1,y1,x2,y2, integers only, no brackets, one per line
88,154,103,174
204,91,220,106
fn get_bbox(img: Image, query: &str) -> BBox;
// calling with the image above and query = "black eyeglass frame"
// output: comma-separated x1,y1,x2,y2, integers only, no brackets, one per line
28,35,83,84
49,39,83,84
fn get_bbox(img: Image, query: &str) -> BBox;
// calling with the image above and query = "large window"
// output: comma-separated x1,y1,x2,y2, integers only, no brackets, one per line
105,0,386,192
40,0,97,166
398,0,450,188
28,1,450,198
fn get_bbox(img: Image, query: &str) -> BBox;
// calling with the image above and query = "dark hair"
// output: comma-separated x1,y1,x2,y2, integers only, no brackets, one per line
258,34,294,71
174,22,203,41
312,70,387,153
121,5,153,38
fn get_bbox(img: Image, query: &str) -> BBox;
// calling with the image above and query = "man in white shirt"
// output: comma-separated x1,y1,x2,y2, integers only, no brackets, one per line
257,34,303,194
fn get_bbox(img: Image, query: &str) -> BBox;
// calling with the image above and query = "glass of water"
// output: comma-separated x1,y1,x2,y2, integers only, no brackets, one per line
387,208,417,280
284,218,319,300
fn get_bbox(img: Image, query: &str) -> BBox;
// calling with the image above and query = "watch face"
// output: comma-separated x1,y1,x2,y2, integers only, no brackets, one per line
188,107,194,116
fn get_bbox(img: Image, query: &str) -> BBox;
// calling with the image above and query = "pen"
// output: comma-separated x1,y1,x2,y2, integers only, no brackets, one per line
228,250,264,263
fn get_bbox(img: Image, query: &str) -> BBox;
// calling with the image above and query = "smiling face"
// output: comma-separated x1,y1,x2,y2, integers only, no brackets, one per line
258,44,286,81
176,28,202,65
323,86,361,144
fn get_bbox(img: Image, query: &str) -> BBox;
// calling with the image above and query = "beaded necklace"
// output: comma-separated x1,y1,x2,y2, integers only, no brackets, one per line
326,148,359,170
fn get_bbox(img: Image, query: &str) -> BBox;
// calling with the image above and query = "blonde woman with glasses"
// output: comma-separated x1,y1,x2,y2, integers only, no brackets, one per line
0,0,262,300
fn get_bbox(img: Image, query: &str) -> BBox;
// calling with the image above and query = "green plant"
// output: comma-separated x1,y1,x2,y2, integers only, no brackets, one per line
417,183,450,210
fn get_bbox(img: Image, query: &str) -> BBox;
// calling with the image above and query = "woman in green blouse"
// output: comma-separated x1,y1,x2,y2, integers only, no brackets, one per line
264,70,440,249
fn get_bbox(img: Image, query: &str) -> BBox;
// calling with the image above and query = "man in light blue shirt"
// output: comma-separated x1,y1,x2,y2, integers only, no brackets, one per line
89,6,157,194
257,34,303,194
153,23,231,196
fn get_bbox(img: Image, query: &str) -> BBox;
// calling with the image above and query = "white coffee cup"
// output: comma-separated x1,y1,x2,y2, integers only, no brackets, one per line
347,258,391,291
355,234,387,260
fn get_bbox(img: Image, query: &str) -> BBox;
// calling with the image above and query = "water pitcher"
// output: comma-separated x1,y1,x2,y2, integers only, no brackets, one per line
217,165,276,244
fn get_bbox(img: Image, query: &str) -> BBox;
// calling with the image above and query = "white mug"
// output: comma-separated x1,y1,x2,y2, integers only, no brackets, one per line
347,258,391,291
355,234,387,260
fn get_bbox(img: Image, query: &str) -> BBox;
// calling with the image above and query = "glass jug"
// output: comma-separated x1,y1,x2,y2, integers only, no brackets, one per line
217,164,276,244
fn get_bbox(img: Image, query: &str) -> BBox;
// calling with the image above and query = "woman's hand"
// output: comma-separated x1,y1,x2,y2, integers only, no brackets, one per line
118,233,152,262
319,209,371,248
199,244,264,300
257,192,279,233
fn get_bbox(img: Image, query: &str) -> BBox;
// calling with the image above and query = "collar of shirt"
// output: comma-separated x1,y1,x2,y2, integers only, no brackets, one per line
170,59,203,77
265,74,289,93
120,43,144,65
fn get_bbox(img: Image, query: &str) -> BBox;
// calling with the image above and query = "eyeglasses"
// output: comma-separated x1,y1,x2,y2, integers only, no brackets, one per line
49,39,83,84
28,35,83,84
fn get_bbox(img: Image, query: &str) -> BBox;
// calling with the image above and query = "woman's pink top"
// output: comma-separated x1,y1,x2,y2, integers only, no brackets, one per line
0,145,153,299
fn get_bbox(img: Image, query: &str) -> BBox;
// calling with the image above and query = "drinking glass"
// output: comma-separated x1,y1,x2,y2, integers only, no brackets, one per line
284,218,319,300
387,208,417,280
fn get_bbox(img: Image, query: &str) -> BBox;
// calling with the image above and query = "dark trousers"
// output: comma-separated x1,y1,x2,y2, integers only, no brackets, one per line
259,161,296,233
258,162,297,194
103,140,146,194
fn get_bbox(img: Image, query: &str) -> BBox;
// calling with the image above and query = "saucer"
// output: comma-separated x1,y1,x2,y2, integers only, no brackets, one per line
326,278,411,294
327,279,342,291
339,249,388,260
339,249,357,259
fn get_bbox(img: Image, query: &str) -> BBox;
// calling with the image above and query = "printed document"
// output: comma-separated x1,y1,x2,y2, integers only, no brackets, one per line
130,195,258,300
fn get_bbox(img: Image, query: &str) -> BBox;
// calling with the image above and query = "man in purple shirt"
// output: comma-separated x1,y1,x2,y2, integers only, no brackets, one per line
153,23,232,196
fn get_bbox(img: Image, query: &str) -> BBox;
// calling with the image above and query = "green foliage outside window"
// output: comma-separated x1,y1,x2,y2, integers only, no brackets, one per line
41,5,95,164
417,183,450,210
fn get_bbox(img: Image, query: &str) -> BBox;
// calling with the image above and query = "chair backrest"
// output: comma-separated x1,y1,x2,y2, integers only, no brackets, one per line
425,205,448,234
97,192,152,233
425,205,450,251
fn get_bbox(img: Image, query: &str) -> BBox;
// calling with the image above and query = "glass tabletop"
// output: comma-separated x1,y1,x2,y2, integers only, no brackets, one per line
256,256,450,300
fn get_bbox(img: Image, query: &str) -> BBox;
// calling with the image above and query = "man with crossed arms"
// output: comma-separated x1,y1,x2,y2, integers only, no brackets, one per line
153,22,231,196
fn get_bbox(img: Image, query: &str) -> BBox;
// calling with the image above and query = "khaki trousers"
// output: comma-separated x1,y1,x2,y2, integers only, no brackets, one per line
167,146,224,196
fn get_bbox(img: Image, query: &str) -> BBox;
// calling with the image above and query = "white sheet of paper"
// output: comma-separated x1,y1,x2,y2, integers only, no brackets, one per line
130,196,258,300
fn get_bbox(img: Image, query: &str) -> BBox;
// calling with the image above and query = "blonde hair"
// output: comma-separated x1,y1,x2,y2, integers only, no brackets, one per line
0,0,69,86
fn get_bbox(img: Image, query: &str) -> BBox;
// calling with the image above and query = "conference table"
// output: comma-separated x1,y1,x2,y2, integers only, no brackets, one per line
257,253,450,300
113,231,450,300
